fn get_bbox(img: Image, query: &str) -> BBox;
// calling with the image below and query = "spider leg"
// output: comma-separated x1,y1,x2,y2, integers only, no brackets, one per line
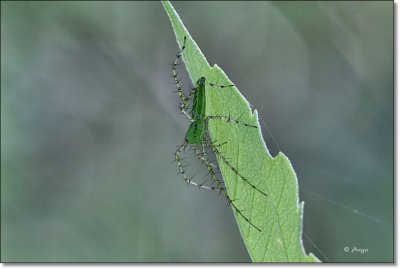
193,135,261,232
179,103,193,121
210,141,268,197
207,82,235,89
175,141,218,191
171,36,191,111
205,115,258,128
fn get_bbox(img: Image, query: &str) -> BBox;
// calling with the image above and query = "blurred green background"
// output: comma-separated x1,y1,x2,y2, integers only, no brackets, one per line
1,1,393,262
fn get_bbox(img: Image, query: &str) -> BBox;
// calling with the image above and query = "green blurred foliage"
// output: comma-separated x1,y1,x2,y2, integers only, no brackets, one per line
1,1,393,262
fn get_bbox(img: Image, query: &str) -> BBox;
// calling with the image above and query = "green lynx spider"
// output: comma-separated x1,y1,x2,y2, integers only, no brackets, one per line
173,37,267,232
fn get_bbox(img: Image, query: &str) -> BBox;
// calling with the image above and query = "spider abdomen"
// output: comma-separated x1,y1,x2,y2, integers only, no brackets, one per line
185,120,204,145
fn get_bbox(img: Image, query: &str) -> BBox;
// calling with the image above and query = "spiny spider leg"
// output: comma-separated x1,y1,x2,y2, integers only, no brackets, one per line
192,146,216,189
207,82,235,89
171,36,190,111
210,141,268,198
205,115,258,129
193,137,261,232
179,103,193,121
177,86,198,121
202,119,268,198
198,140,220,188
175,142,219,191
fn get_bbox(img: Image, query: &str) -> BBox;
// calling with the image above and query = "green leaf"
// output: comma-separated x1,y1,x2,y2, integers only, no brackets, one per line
162,1,320,263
